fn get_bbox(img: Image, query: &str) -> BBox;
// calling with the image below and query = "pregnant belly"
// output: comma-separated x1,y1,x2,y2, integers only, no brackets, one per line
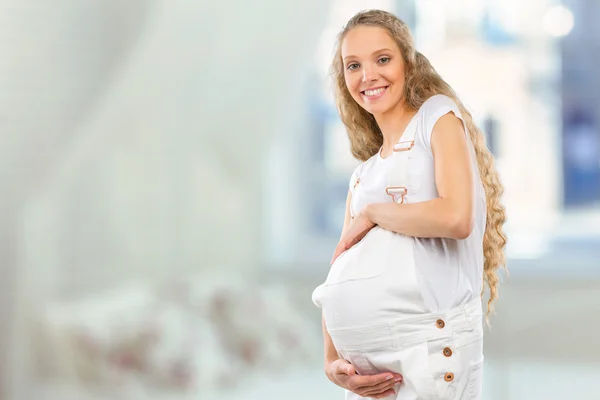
312,228,428,330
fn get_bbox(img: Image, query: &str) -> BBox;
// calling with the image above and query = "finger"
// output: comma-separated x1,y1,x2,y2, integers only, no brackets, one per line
370,389,396,399
356,377,402,397
350,372,400,389
330,243,347,265
360,380,400,398
358,375,401,396
353,230,369,245
347,373,396,391
336,362,356,376
345,230,367,250
346,364,356,376
330,251,339,265
330,245,341,264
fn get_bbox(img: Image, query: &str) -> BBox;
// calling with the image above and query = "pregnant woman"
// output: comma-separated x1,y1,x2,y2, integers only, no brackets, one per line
312,9,507,400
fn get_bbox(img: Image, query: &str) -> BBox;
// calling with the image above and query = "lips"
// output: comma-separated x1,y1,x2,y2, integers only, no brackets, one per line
361,85,389,100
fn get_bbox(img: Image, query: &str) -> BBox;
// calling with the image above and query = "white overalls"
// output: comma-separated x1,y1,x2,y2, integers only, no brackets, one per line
312,104,485,399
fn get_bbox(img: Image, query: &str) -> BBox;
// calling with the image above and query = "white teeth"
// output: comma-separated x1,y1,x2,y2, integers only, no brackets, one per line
364,87,386,96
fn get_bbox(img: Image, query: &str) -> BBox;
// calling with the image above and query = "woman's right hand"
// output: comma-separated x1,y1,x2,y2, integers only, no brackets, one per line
325,358,402,399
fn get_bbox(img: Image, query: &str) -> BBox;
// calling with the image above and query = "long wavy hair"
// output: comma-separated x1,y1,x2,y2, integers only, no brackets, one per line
332,9,507,320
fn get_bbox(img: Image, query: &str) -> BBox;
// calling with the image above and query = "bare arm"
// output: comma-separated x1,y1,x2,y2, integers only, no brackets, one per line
364,112,475,239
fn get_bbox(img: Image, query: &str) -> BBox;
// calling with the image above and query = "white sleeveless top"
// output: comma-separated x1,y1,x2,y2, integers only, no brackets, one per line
348,95,486,313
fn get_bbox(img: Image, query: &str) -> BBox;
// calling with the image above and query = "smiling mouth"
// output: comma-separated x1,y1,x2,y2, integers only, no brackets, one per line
361,86,389,98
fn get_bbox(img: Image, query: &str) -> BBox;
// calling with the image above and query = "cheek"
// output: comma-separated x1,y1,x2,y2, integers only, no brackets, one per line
344,75,363,100
388,70,406,95
344,73,360,91
394,69,407,88
393,79,405,94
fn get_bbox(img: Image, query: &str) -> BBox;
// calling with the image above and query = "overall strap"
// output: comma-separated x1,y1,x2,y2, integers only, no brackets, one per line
386,116,419,204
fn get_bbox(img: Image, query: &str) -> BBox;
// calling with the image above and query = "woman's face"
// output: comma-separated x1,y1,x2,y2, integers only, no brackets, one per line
341,26,407,116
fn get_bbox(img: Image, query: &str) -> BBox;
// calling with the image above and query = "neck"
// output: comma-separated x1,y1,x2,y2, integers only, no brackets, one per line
375,100,416,153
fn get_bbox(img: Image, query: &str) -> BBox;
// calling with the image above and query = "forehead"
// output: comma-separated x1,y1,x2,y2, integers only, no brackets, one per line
341,26,399,57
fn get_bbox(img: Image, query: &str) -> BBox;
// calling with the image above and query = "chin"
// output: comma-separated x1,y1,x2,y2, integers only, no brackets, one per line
362,103,392,115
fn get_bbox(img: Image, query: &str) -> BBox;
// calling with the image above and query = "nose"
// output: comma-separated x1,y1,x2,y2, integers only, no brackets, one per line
361,65,378,83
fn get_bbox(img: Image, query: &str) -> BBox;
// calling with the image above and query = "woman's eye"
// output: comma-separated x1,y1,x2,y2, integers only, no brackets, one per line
347,63,359,71
378,57,390,64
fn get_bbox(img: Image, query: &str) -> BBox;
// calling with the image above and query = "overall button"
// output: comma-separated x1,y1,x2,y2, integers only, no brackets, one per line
436,319,446,329
444,372,454,382
443,347,452,357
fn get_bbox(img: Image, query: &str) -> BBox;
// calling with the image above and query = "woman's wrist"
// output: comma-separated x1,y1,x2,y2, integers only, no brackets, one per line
325,355,339,367
361,203,375,223
324,358,338,381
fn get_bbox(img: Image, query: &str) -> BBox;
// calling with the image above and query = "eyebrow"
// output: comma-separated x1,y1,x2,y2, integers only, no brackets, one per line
343,48,394,61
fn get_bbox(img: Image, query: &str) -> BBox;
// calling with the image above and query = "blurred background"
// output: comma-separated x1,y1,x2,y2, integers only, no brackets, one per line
1,0,599,399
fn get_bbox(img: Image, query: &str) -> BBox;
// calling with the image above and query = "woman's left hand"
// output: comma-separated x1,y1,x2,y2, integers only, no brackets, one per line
330,211,375,265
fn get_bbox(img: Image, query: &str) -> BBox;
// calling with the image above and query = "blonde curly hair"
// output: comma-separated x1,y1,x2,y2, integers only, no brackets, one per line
332,9,507,320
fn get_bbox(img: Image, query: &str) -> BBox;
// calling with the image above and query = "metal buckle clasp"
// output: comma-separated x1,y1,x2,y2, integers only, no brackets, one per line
386,186,408,204
393,140,414,152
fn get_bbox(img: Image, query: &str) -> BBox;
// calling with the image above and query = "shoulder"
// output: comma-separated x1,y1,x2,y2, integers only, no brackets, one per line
420,94,463,123
417,95,466,149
